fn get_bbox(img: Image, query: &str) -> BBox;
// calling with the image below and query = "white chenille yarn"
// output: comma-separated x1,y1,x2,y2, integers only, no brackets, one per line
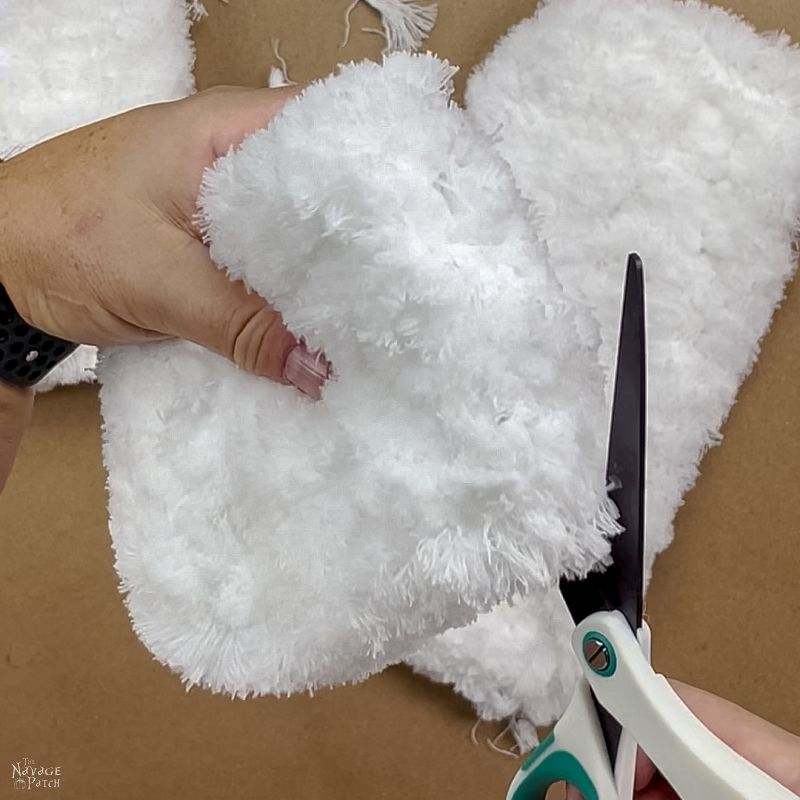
98,53,614,697
412,590,581,751
0,0,197,390
410,0,800,737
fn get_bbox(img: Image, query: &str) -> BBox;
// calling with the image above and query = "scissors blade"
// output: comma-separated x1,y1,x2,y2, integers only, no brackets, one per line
602,251,646,632
559,252,646,772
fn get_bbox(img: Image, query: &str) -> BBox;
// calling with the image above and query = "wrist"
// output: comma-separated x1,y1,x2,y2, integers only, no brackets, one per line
0,154,53,330
0,156,27,294
0,162,79,386
0,159,12,287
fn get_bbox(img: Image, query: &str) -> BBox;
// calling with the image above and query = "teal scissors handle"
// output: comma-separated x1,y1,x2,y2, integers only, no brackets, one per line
507,611,799,800
506,677,619,800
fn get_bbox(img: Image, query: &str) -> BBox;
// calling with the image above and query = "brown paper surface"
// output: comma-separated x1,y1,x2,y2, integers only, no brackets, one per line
2,2,798,798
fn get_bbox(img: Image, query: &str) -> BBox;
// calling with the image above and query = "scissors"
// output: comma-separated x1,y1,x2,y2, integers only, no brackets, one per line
506,254,797,800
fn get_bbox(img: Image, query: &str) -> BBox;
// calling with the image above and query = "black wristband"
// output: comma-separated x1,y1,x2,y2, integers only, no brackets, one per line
0,284,79,386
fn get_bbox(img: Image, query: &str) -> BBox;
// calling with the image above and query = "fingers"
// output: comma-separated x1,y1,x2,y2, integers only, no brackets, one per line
667,680,800,792
196,85,303,160
158,236,294,380
635,680,800,796
125,85,329,396
567,679,800,799
0,381,34,494
150,236,327,396
283,342,330,401
634,747,658,791
566,752,661,800
634,772,680,800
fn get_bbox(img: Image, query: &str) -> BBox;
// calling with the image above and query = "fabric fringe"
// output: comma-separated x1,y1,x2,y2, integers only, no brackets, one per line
268,39,296,87
186,0,207,22
342,0,438,53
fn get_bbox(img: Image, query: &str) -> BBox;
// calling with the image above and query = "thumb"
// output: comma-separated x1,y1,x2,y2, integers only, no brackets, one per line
0,382,34,494
152,236,328,399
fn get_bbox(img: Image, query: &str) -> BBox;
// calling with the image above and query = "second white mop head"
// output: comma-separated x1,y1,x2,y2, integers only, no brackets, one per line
410,0,800,743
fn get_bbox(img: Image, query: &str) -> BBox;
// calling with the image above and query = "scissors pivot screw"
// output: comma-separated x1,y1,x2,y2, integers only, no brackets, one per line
583,636,611,673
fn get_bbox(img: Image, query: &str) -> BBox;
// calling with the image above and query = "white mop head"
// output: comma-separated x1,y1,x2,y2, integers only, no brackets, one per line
410,0,800,739
98,52,613,697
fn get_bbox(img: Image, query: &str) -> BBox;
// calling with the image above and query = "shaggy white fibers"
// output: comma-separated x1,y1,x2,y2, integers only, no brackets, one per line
409,0,800,742
11,0,798,739
0,0,197,389
98,53,613,696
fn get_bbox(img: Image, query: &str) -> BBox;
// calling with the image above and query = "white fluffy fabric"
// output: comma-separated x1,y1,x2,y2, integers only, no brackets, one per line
9,0,800,743
35,346,100,393
98,53,614,696
409,0,800,741
0,0,197,389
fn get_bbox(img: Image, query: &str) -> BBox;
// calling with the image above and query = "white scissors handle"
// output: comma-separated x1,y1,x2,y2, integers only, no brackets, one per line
505,620,644,800
576,611,798,799
505,259,795,800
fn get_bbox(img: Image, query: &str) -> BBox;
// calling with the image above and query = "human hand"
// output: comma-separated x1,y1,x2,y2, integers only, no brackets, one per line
565,680,800,799
0,86,328,492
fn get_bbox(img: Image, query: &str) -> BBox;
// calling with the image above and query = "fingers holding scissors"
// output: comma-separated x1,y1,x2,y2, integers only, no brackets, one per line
565,679,800,799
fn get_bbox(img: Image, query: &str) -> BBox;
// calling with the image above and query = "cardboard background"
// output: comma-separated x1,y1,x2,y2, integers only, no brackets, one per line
2,2,799,798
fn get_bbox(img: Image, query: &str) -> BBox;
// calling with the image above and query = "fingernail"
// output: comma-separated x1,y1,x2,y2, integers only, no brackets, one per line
283,342,329,400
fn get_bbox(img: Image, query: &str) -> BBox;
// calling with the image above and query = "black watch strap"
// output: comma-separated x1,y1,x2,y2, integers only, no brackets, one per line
0,283,79,387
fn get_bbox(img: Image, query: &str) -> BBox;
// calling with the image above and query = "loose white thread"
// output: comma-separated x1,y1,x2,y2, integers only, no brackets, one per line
486,721,521,758
186,0,208,21
469,718,481,745
268,39,297,88
341,0,438,53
